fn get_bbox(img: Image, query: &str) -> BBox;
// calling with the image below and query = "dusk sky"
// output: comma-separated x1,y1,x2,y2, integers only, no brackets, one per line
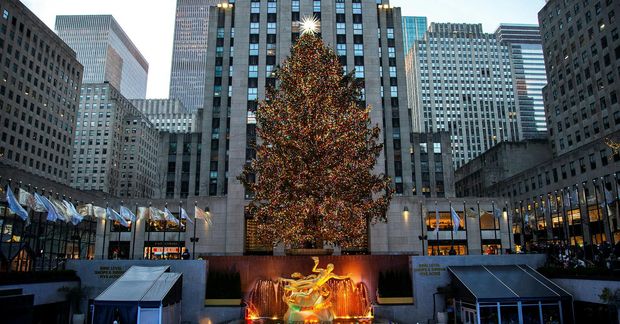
22,0,546,99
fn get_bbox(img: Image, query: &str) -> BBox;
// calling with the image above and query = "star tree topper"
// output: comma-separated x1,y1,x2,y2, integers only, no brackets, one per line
300,16,320,35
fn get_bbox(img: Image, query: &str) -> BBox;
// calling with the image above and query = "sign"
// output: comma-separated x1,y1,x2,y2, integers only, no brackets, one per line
94,265,126,279
414,263,444,276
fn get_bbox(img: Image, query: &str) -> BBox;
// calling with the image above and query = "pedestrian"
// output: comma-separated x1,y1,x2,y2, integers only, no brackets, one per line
181,247,190,260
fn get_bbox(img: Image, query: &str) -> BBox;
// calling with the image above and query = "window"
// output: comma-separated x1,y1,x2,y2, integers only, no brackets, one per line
589,153,597,169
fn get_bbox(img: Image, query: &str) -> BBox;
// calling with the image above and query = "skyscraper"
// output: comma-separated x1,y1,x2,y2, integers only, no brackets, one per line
130,99,201,133
401,16,427,55
169,0,221,112
407,23,521,168
193,0,415,253
55,15,148,99
0,0,83,185
496,24,548,140
539,0,620,157
71,83,159,198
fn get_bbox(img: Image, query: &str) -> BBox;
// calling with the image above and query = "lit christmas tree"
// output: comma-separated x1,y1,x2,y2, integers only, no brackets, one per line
239,30,392,249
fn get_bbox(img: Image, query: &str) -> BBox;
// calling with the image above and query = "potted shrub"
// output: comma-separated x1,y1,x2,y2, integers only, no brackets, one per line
376,269,414,304
59,285,89,324
205,270,242,306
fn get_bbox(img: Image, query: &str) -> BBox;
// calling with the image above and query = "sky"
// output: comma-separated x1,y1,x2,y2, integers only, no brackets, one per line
22,0,546,99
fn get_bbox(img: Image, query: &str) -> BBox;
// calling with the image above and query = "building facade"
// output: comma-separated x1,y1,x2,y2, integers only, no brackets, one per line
455,139,552,197
130,99,201,133
495,24,548,140
411,132,455,198
401,16,427,56
539,0,619,157
455,0,620,251
0,0,83,185
169,0,222,112
55,15,148,99
406,23,521,169
71,83,159,198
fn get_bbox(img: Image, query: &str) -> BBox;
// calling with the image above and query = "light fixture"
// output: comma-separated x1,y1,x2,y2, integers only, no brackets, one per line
403,206,409,212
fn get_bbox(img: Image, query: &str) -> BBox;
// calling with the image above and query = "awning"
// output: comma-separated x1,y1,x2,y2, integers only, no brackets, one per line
94,266,183,307
448,265,572,303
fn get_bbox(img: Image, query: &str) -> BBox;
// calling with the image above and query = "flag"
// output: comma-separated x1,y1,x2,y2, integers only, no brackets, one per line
195,206,212,225
181,208,193,225
77,204,93,216
18,188,45,212
164,208,180,226
604,187,614,205
93,206,107,219
107,207,129,227
465,207,478,218
50,198,70,222
120,206,136,222
149,207,165,221
563,191,571,208
35,193,58,222
450,207,461,235
571,188,579,205
63,200,83,225
6,186,28,221
137,207,149,220
433,205,440,234
492,207,502,219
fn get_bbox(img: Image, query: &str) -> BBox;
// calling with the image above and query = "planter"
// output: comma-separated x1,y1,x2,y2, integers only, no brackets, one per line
205,298,242,306
72,314,85,324
285,248,334,256
376,296,414,305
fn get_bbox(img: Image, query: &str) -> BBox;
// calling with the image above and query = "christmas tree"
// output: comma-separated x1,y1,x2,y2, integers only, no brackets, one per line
239,31,392,249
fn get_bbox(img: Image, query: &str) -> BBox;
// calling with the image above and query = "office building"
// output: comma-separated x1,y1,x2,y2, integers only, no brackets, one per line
0,0,83,185
496,24,548,140
456,0,620,250
169,0,221,112
401,16,426,55
55,15,148,99
130,99,201,133
71,83,159,198
406,23,521,169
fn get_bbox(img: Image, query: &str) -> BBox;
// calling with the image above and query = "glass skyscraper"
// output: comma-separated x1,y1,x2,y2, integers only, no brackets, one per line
168,0,221,112
401,16,427,55
55,15,149,99
495,24,547,140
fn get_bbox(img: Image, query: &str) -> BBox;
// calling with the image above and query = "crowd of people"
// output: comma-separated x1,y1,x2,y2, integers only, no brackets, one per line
527,241,620,271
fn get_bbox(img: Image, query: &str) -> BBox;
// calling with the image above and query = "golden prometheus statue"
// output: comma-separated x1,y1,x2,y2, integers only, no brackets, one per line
279,257,351,322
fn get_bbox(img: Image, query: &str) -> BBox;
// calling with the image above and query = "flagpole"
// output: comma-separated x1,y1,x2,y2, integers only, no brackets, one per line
505,201,512,253
87,201,94,260
599,177,614,245
614,173,620,233
593,179,608,245
16,181,27,271
563,189,574,251
477,201,483,255
463,201,469,255
567,187,577,250
449,201,454,252
131,203,137,260
163,203,168,259
178,201,182,259
192,202,198,260
117,202,122,258
0,177,6,249
578,182,595,259
147,202,152,259
6,179,15,271
101,202,108,260
434,201,438,255
419,203,425,256
1,179,10,270
519,201,525,252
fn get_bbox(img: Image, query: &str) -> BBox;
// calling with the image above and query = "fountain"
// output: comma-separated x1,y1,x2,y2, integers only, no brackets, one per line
246,257,373,322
